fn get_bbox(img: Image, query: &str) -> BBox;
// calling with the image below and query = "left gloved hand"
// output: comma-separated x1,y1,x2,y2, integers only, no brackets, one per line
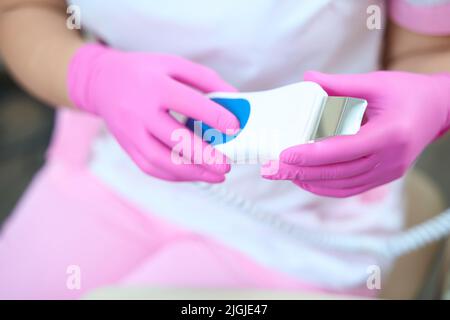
262,71,450,198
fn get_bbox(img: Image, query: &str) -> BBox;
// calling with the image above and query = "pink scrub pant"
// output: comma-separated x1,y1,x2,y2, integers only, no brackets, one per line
0,110,371,299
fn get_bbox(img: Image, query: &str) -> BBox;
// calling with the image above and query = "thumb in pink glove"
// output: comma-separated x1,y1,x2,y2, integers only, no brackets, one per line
262,71,450,197
67,43,240,183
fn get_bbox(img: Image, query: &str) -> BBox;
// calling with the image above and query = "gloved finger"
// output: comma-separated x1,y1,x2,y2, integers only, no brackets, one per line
124,143,180,181
262,155,377,181
151,145,226,183
134,131,226,183
294,180,385,198
111,127,179,181
149,113,231,175
303,71,377,99
164,55,237,93
280,122,380,166
166,80,240,135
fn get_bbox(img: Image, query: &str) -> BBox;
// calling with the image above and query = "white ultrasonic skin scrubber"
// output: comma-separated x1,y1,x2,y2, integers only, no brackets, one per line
188,81,367,163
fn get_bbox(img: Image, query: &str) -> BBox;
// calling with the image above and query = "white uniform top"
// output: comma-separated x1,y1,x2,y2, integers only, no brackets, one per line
69,0,406,290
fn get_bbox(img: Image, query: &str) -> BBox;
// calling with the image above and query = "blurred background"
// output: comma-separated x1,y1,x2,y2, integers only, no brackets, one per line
1,58,450,298
0,61,54,225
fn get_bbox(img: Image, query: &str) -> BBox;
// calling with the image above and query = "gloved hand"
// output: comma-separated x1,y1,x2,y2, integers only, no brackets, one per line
67,43,240,182
262,71,450,197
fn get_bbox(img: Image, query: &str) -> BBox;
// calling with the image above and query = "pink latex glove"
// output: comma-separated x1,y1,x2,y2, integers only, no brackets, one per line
67,43,240,183
263,71,450,197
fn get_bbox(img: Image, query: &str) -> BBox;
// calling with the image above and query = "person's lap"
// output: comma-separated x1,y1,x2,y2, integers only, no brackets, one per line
0,160,330,299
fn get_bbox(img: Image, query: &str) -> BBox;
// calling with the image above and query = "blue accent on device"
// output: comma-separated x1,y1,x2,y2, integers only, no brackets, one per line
186,97,251,145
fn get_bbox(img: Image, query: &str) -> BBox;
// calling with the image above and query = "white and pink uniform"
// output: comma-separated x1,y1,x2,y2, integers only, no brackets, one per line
1,0,450,299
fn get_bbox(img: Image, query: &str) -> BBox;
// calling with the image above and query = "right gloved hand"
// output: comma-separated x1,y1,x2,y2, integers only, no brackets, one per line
67,43,240,182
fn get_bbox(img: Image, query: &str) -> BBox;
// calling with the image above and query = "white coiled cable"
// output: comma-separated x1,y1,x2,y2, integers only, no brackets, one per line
196,182,450,259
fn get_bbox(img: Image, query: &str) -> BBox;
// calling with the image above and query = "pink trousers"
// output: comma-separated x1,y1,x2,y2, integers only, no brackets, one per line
0,110,370,299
